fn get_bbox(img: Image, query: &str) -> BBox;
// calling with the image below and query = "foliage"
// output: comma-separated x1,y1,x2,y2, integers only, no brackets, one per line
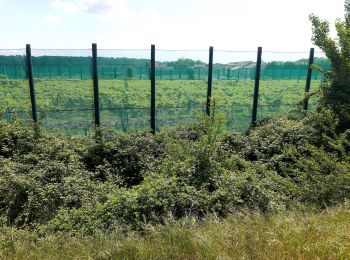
82,132,163,187
310,1,350,131
0,121,109,227
0,107,349,233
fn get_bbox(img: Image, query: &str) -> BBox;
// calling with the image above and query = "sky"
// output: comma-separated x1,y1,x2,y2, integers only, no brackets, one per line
0,0,345,59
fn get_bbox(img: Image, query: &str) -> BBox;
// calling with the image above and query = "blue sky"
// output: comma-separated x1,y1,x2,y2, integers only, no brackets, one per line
0,0,345,52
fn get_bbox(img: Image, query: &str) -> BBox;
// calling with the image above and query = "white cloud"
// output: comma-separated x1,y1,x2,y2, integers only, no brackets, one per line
83,0,131,16
50,0,80,14
46,0,345,51
50,0,132,17
44,14,61,23
50,0,160,23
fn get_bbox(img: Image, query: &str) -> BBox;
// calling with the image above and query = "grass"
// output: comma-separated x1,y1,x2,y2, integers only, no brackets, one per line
1,204,350,259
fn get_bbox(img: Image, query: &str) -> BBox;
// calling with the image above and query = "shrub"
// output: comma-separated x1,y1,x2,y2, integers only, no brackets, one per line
82,132,163,187
310,1,350,131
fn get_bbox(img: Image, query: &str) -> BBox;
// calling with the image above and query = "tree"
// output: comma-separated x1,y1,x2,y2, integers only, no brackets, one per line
310,0,350,131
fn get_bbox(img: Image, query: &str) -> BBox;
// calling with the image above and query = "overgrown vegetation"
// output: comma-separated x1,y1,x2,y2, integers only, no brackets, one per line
1,2,350,259
310,0,350,131
0,107,349,235
2,204,350,259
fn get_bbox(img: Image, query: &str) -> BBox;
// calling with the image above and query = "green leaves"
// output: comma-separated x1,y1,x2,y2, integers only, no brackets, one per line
1,112,350,233
310,1,350,131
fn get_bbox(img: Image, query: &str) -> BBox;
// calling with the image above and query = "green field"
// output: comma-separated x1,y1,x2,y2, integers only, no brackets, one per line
0,78,320,133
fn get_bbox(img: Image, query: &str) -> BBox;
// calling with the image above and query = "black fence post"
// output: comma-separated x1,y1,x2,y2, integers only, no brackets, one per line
251,46,262,125
303,48,314,111
92,43,100,128
150,44,156,134
26,44,38,126
206,46,214,116
14,65,18,79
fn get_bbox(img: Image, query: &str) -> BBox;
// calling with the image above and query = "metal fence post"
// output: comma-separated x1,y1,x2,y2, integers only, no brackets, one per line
92,43,100,128
251,46,262,125
206,46,214,116
150,44,156,134
26,44,38,125
14,65,18,79
303,48,314,111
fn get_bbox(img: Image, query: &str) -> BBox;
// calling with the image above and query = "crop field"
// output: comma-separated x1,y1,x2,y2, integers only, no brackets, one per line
0,78,320,133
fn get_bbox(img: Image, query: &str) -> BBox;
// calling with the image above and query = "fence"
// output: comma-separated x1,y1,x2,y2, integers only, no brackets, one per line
0,56,328,81
0,45,328,134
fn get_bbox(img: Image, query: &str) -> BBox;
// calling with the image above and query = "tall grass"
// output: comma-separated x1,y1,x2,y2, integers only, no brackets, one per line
1,204,350,259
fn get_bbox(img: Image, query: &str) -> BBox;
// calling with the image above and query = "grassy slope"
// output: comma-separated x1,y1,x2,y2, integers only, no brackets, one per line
1,205,350,259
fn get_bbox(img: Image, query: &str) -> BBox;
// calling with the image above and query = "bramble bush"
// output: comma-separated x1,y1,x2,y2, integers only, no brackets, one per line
0,106,350,234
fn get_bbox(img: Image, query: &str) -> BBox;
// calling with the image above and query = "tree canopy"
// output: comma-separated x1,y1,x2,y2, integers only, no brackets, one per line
310,0,350,131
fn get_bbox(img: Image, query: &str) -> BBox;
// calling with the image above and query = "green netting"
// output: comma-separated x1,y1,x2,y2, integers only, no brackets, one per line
257,52,309,120
30,49,94,134
155,50,209,131
0,49,32,124
98,49,151,132
212,51,256,130
0,48,326,134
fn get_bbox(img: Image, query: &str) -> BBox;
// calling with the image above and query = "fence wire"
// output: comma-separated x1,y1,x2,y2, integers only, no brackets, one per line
0,48,328,134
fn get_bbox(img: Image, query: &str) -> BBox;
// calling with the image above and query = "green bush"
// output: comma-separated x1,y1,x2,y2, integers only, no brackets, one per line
82,132,163,187
1,111,350,233
310,1,350,131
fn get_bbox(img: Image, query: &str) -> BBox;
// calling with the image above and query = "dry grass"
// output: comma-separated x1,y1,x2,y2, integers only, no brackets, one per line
1,205,350,259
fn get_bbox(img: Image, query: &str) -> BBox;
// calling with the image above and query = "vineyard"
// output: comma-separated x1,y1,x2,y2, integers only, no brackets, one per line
0,46,330,134
0,78,320,133
3,0,350,258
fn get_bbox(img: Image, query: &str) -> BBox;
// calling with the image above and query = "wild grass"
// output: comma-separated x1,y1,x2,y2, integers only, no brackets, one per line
1,204,350,259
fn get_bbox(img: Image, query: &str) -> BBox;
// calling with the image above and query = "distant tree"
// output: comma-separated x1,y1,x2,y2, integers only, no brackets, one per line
310,0,350,131
165,58,205,70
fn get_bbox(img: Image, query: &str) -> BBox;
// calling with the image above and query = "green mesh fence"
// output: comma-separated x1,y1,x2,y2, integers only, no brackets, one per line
30,49,94,134
257,51,309,120
212,50,256,131
0,49,32,124
155,50,208,132
0,48,328,134
98,49,150,132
